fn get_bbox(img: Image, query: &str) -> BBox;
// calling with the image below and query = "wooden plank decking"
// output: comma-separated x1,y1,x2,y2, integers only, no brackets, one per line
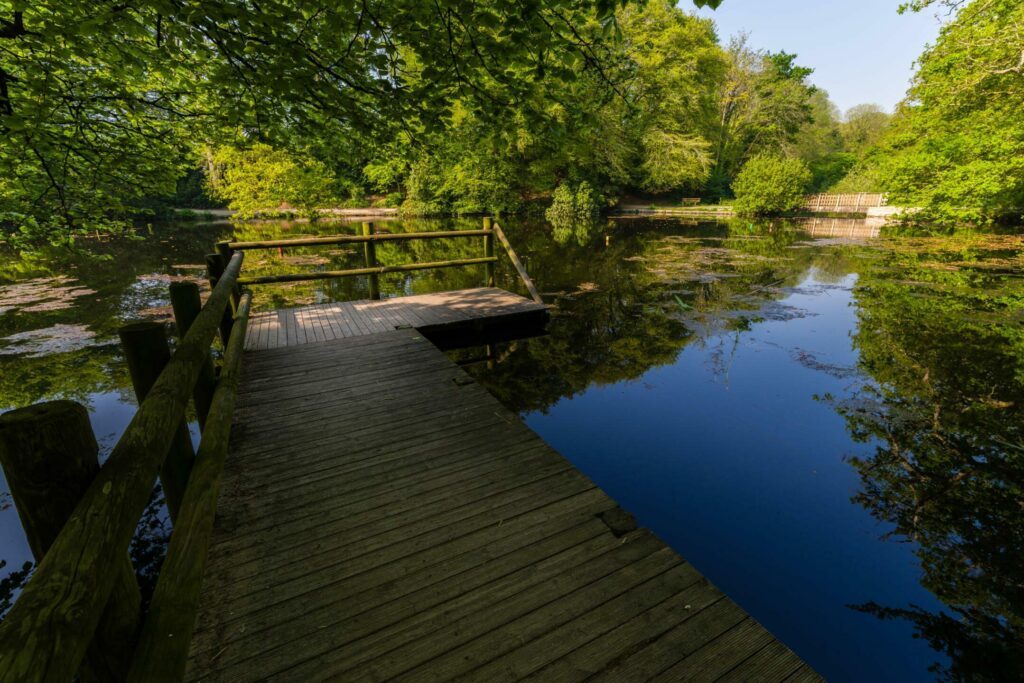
188,294,818,681
244,287,548,350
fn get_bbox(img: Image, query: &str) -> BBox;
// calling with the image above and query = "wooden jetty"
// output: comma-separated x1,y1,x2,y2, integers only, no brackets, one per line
0,221,820,682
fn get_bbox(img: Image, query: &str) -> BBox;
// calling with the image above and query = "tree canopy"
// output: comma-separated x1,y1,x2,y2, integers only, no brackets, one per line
848,0,1024,223
0,0,719,240
4,0,1013,240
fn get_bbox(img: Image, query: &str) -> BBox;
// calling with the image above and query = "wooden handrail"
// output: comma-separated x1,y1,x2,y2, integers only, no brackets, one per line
491,223,543,304
222,230,489,250
226,223,543,306
238,256,498,285
127,292,253,682
0,252,244,683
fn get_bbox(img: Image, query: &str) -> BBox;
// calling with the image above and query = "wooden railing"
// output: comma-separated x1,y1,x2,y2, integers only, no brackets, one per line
223,217,544,305
803,193,887,212
0,250,251,682
0,217,542,682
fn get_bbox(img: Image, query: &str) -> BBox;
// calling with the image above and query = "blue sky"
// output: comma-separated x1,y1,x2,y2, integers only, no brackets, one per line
690,0,947,115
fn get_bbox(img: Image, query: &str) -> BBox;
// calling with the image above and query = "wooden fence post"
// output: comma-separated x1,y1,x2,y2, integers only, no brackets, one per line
0,401,141,680
483,217,495,287
216,242,242,309
205,253,235,344
362,222,380,300
169,282,216,431
118,322,195,521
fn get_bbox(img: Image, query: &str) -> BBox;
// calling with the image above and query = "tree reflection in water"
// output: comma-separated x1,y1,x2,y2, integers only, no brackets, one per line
838,234,1024,681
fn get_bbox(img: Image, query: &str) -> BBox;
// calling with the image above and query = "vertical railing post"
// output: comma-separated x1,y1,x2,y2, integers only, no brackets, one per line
169,281,216,431
0,401,142,680
216,242,241,309
483,217,495,288
205,253,235,345
118,322,195,521
362,221,380,300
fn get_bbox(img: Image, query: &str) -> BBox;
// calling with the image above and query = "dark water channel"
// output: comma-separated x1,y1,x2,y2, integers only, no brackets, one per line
1,216,1021,681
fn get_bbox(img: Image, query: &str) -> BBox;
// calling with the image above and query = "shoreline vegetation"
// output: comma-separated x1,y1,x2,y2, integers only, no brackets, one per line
3,1,1021,251
161,199,916,225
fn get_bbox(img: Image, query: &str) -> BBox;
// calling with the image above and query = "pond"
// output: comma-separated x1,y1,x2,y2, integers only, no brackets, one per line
1,216,1022,681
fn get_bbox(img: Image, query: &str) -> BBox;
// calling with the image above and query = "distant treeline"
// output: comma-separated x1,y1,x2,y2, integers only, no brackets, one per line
195,4,896,220
1,0,1020,248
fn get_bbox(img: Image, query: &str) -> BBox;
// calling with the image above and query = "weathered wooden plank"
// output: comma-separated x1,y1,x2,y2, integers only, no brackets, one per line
219,434,544,532
189,489,612,665
190,503,616,675
586,598,749,681
525,581,726,682
205,440,554,566
658,617,776,681
274,309,286,348
195,470,598,628
716,639,807,682
337,533,669,682
314,303,346,339
187,326,815,683
325,302,358,338
437,558,705,682
243,287,546,350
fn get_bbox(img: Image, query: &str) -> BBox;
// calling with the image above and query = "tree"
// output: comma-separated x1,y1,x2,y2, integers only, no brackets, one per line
0,1,727,244
841,104,891,153
862,0,1024,222
208,145,338,219
732,154,811,216
618,1,724,194
707,38,818,197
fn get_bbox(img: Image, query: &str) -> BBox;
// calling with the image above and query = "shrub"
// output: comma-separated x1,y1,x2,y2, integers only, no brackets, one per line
546,181,603,245
208,144,338,219
733,155,812,216
546,181,601,225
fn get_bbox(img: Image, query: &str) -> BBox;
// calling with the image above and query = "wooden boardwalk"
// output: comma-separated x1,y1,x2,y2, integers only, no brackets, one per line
245,287,548,350
187,293,819,681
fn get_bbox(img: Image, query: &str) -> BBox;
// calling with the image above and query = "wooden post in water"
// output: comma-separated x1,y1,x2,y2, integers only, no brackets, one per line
169,282,216,431
362,221,380,300
205,253,235,345
118,322,195,521
483,217,495,287
0,401,142,680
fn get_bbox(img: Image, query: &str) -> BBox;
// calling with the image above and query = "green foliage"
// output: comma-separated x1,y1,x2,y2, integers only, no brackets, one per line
859,0,1024,223
401,149,523,217
7,0,733,244
708,39,818,197
733,155,812,216
841,104,891,154
639,131,713,193
839,232,1024,679
208,145,338,219
546,181,603,239
381,1,725,213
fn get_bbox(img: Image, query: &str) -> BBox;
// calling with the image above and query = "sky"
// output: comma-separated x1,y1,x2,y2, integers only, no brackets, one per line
691,0,947,115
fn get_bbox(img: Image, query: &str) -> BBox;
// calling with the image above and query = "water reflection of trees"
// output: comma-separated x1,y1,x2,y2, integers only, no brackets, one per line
839,236,1024,681
464,219,841,412
6,218,1022,677
1,223,226,411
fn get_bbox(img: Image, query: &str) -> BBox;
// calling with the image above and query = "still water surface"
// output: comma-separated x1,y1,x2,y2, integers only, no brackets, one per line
1,216,1021,681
